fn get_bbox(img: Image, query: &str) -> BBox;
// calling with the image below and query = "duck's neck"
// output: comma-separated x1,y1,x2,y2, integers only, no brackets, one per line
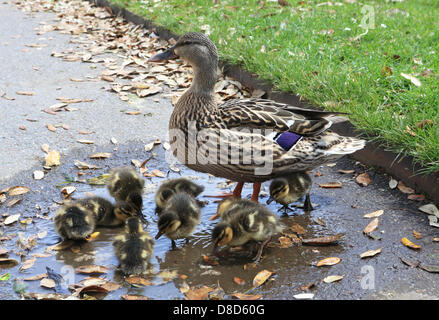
188,62,217,98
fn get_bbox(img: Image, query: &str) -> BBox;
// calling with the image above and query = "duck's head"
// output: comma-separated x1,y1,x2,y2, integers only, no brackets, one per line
125,217,143,234
155,212,181,239
209,198,236,221
267,178,290,204
114,201,138,221
149,32,218,69
212,222,233,253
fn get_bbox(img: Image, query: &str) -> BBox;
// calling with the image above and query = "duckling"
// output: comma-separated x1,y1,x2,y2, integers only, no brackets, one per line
155,192,201,249
107,167,145,211
267,172,313,215
54,203,96,240
113,217,155,275
209,198,259,221
155,178,204,214
212,204,284,263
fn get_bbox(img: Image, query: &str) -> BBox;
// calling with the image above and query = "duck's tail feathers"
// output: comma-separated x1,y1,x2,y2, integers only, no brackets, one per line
325,135,366,155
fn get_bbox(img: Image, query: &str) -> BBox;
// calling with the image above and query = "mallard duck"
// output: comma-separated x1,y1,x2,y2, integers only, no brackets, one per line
155,192,201,249
209,197,259,221
113,217,155,275
267,172,313,214
154,177,204,213
107,167,144,211
211,203,284,263
54,203,96,240
149,32,365,202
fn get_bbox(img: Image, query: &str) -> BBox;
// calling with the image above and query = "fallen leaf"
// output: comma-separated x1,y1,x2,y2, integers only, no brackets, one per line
253,269,275,287
121,294,148,300
418,204,439,217
408,194,425,201
125,276,152,286
75,265,109,275
290,222,306,235
401,72,421,87
233,277,245,285
323,275,344,283
293,293,314,300
89,152,111,159
185,286,214,300
419,264,439,273
363,218,379,234
20,257,36,271
360,247,382,258
77,139,94,144
49,240,74,251
4,214,21,225
416,119,434,129
157,270,178,282
412,230,422,239
316,257,341,267
355,173,371,187
0,247,8,256
74,160,99,170
151,169,165,178
61,186,76,197
301,233,344,245
300,282,316,291
363,210,384,218
0,258,19,267
401,237,421,250
279,236,293,248
389,178,398,189
8,186,30,196
16,91,35,96
23,273,48,281
6,197,22,207
41,144,50,153
46,124,56,132
33,170,44,180
231,293,262,300
397,181,414,194
338,169,355,174
40,278,56,289
45,150,61,166
318,182,342,188
202,255,219,266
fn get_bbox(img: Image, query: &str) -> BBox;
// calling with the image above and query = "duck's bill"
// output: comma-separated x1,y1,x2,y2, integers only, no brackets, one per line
266,196,274,205
209,213,219,221
148,47,177,62
155,230,163,240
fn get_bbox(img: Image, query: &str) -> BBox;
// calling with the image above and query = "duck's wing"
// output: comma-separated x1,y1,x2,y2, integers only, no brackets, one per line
219,98,346,136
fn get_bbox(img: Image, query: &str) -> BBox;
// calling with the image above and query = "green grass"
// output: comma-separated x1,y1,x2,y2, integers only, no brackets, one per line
109,0,439,173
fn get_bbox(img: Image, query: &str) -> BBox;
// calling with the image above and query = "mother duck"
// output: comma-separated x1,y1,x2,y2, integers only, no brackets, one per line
149,32,365,201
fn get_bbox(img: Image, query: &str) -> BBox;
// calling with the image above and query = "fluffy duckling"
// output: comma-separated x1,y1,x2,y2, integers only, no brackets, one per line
155,178,204,214
107,167,145,211
155,192,201,249
267,172,313,214
113,217,155,275
209,198,259,221
212,204,284,263
76,196,140,227
54,203,96,240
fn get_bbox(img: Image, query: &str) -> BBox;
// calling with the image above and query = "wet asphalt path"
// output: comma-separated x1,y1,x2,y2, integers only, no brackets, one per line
0,1,438,300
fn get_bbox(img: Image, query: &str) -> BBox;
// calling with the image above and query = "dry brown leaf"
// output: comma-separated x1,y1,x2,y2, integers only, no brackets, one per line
50,240,74,251
89,152,111,159
4,214,21,225
23,273,48,281
125,110,141,115
290,222,306,235
338,169,355,174
16,91,35,96
408,194,425,201
318,182,342,188
397,181,415,194
121,295,148,300
125,276,152,286
185,286,214,300
40,278,56,289
45,150,60,166
151,169,165,178
75,265,109,274
401,72,421,87
316,257,341,267
279,236,293,248
401,237,421,250
8,186,30,196
233,277,245,285
355,173,371,187
6,197,22,207
252,269,275,288
0,258,19,267
323,275,344,283
77,139,94,144
20,256,36,271
360,247,382,258
232,293,262,300
413,230,422,239
363,218,379,234
0,246,8,256
363,210,384,218
41,144,50,153
46,124,56,132
61,186,76,197
301,233,344,245
202,255,219,266
74,160,99,170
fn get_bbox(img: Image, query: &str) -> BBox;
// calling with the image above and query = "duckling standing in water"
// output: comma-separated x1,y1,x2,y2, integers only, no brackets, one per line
212,203,284,263
107,167,145,211
113,217,155,275
54,203,96,240
155,192,201,249
155,178,204,214
209,198,259,221
267,172,313,215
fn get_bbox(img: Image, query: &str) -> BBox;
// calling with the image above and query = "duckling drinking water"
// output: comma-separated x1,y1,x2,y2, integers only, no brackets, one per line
155,177,204,214
113,217,155,275
155,192,201,249
212,203,284,263
267,172,313,214
107,167,145,211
